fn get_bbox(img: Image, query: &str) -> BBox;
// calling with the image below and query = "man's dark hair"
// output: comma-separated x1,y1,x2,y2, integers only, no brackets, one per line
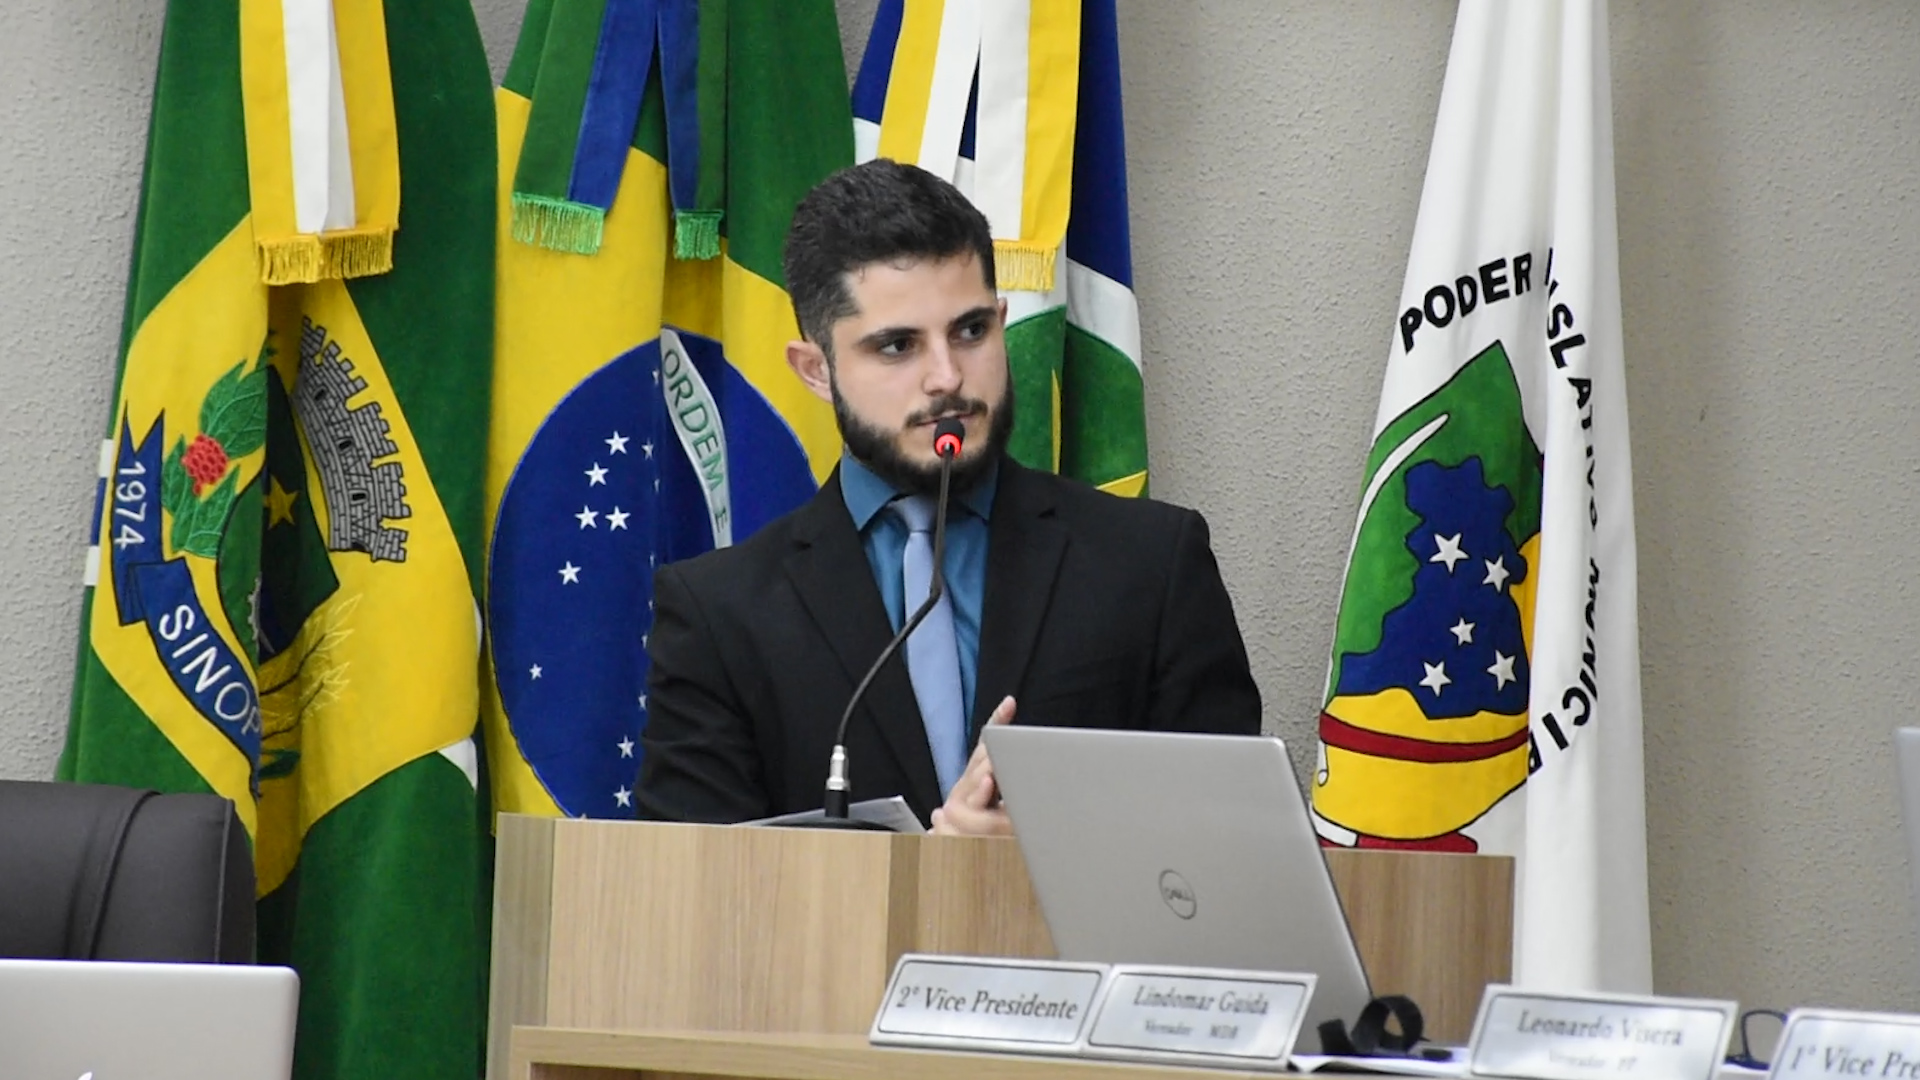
783,159,996,358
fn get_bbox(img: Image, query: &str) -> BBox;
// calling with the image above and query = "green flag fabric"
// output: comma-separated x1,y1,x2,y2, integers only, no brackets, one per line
63,0,496,1077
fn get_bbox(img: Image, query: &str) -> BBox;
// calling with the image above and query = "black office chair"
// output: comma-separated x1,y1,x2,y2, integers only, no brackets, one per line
0,779,254,962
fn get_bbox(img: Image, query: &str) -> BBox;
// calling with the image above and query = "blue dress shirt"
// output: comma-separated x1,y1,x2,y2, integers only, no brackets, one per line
839,451,996,727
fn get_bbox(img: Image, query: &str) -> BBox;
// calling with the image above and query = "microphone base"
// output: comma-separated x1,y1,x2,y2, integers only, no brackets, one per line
777,817,901,832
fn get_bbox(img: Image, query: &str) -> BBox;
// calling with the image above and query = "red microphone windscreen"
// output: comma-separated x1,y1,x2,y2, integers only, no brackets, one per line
932,417,965,458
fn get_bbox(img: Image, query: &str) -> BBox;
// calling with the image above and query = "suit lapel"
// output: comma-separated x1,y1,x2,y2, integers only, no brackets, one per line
784,472,943,811
972,460,1068,737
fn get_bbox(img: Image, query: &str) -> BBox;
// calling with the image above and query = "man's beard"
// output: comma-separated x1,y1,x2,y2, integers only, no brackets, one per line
833,380,1015,497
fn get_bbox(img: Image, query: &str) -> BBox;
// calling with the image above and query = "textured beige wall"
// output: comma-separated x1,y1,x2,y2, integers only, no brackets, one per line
1609,1,1920,1015
4,0,1918,1017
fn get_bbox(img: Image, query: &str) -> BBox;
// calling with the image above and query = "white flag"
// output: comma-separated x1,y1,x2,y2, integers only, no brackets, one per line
1310,0,1650,992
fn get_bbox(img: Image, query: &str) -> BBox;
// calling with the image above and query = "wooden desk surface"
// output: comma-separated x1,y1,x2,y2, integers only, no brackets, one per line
510,1027,1295,1080
488,819,1510,1080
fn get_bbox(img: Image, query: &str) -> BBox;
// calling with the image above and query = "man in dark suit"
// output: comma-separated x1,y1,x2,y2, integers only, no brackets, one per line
637,160,1260,833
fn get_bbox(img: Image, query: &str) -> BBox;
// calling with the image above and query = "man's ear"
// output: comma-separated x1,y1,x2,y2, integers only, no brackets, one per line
786,339,834,404
996,296,1009,326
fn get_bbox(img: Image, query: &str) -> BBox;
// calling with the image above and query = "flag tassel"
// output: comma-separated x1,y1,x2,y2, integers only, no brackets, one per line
993,240,1057,293
510,193,607,256
259,236,325,286
674,209,722,260
324,226,395,280
257,226,398,285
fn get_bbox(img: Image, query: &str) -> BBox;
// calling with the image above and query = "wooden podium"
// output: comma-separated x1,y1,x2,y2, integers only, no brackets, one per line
489,816,1512,1080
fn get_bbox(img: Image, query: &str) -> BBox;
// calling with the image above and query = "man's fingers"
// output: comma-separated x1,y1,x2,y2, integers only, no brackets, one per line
941,698,1017,820
937,803,1012,838
958,698,1015,794
964,740,991,772
964,768,998,809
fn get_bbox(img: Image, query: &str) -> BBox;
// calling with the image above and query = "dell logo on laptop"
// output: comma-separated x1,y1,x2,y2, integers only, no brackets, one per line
1158,870,1197,919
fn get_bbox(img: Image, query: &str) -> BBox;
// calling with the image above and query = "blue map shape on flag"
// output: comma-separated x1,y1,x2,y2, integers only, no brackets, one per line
1335,457,1531,720
489,328,817,818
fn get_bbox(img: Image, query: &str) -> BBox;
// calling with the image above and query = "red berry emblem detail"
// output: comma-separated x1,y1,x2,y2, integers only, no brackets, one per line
182,433,229,495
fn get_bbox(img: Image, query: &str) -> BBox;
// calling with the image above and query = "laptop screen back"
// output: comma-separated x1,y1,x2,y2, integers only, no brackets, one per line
0,959,298,1080
1895,728,1920,957
984,725,1373,1040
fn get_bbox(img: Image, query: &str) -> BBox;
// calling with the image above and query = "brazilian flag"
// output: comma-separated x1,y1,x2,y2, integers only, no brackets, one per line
62,1,495,1077
482,0,851,823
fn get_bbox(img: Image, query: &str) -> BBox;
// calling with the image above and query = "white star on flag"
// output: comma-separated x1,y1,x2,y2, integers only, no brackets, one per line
606,432,629,454
559,562,581,584
614,786,632,808
1482,556,1511,592
585,463,608,486
1450,618,1476,645
1420,661,1451,696
617,736,635,758
606,507,629,530
639,693,647,709
1430,532,1468,572
575,506,598,528
641,441,654,458
1488,651,1517,690
529,664,542,679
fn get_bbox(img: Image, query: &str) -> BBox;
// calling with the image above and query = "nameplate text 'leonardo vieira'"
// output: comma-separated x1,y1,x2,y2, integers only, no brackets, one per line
1467,986,1737,1080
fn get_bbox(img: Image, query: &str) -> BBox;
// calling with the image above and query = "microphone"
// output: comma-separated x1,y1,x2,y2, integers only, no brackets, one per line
821,416,966,823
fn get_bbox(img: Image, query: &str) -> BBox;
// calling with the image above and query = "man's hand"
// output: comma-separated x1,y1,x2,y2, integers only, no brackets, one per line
930,696,1016,837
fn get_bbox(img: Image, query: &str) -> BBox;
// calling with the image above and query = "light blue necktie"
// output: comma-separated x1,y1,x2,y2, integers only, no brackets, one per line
893,495,967,797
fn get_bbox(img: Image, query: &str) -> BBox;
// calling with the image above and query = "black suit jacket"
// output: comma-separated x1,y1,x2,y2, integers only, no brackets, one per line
635,456,1261,825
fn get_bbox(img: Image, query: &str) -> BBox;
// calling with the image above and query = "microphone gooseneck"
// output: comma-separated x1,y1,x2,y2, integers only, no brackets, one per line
824,417,967,819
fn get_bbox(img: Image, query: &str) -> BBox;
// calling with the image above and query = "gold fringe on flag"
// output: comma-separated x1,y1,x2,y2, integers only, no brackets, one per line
257,225,397,286
992,240,1057,294
876,0,1079,294
240,0,401,285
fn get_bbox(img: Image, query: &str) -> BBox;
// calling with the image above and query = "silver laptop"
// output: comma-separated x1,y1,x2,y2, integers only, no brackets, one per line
0,959,298,1080
1895,729,1920,944
984,726,1372,1042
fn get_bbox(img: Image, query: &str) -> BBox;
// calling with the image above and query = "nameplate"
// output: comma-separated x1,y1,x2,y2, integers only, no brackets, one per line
1768,1008,1920,1080
1467,986,1737,1080
869,955,1106,1053
1083,964,1315,1069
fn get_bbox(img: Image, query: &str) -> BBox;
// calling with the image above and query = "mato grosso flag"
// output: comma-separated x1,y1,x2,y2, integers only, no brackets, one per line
63,0,495,1076
482,0,852,821
1309,0,1651,991
852,0,1146,496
